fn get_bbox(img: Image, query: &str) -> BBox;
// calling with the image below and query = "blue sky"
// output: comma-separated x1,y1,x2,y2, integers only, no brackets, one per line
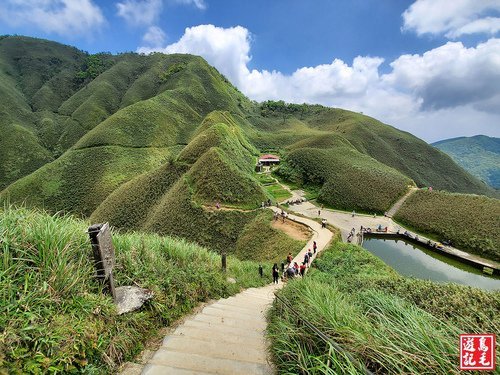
1,0,499,142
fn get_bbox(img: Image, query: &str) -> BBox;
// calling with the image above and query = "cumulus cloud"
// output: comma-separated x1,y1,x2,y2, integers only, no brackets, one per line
138,24,250,85
0,0,105,36
384,39,500,113
403,0,500,38
116,0,163,26
138,24,500,141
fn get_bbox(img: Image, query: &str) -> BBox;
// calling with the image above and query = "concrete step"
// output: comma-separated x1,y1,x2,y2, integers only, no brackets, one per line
183,319,264,338
191,312,267,330
217,295,271,309
146,350,272,375
142,364,214,375
210,300,268,315
201,306,265,322
162,335,267,363
171,325,266,350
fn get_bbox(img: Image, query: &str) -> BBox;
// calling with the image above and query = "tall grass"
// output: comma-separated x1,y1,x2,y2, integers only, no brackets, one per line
0,205,269,373
267,241,500,374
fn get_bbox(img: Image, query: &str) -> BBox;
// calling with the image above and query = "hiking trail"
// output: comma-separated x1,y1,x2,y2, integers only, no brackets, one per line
121,206,334,375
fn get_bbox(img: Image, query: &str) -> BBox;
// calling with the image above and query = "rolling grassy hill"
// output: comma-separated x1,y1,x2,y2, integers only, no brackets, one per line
1,35,498,256
433,135,500,189
90,111,305,258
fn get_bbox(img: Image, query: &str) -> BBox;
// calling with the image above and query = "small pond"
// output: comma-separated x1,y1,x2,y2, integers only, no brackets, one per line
362,237,500,291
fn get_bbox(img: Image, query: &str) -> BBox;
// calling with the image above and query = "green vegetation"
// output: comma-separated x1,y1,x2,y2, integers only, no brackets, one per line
276,138,413,213
267,241,499,374
0,205,269,373
1,146,173,217
433,135,500,189
234,210,306,263
263,183,292,202
395,190,500,261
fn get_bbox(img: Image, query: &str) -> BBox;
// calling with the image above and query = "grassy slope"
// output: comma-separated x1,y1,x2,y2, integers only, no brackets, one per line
276,134,412,213
0,48,250,216
234,210,306,263
433,135,500,189
0,205,269,374
394,190,500,261
1,146,173,217
91,112,290,258
249,105,496,198
267,241,499,374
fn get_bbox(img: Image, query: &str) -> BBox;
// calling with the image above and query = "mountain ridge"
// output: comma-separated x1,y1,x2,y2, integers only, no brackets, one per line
432,135,500,189
1,35,498,253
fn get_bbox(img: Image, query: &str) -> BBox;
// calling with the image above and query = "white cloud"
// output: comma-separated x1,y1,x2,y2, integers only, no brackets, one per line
137,25,500,142
173,0,206,10
384,39,500,112
138,24,250,85
142,25,166,47
0,0,105,36
116,0,163,26
403,0,500,38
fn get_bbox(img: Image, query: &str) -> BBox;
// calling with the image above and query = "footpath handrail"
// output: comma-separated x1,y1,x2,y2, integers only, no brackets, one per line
273,292,374,375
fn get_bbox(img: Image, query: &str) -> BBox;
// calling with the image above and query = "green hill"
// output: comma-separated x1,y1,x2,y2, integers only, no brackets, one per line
276,134,413,213
90,111,304,259
1,36,498,252
432,135,500,189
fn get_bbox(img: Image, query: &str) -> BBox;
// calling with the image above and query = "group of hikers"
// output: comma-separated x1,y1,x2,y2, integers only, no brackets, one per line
261,199,274,208
273,209,288,223
271,241,318,283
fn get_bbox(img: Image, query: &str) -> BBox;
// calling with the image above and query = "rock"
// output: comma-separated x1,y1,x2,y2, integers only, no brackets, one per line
226,277,236,284
115,286,153,315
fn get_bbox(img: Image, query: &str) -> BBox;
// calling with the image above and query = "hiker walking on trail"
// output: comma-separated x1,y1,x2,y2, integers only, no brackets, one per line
300,263,306,277
321,218,327,228
303,252,309,265
308,249,313,263
272,263,279,284
286,252,293,265
281,210,286,223
352,210,356,217
313,241,317,254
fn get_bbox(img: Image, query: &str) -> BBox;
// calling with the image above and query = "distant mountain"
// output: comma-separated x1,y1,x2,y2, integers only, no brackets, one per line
432,135,500,189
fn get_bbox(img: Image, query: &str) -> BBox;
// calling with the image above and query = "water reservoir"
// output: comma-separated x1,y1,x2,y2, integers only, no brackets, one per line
362,237,500,291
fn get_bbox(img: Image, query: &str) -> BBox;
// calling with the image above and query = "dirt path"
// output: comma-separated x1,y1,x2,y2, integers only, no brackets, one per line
386,187,418,218
271,218,312,241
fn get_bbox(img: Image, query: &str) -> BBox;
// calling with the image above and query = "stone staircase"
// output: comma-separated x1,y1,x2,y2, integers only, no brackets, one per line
120,208,333,375
141,284,279,374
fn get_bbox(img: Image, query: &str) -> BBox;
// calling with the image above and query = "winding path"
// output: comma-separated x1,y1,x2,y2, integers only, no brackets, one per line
130,207,333,375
